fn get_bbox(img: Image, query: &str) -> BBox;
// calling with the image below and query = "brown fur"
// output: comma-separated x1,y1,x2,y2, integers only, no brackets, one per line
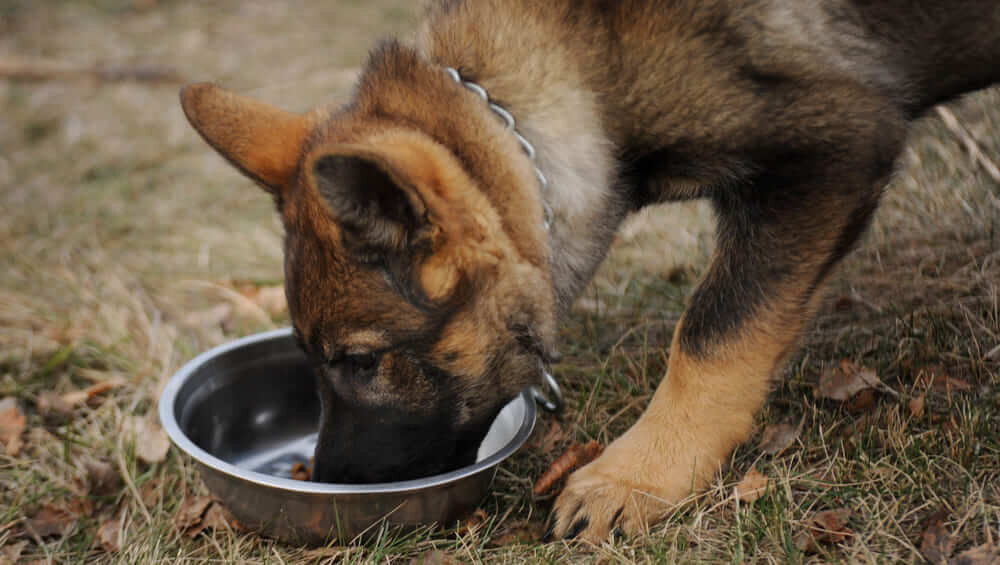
180,0,1000,542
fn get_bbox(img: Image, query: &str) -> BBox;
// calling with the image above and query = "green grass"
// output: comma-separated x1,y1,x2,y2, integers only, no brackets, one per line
1,1,998,563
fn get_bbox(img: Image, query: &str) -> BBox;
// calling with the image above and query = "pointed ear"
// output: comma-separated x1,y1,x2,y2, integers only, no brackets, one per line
180,83,311,194
308,143,434,252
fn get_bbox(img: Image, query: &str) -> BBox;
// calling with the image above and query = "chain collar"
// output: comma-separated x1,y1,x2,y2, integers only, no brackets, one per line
445,67,554,231
445,67,563,413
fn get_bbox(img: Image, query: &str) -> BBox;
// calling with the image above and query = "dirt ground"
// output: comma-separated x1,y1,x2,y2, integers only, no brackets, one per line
1,1,998,563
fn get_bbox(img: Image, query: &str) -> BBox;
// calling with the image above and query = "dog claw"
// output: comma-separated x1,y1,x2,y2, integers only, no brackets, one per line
564,516,590,539
541,517,556,542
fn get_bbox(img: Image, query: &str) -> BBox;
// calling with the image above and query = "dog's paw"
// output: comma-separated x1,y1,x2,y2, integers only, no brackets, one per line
544,418,715,543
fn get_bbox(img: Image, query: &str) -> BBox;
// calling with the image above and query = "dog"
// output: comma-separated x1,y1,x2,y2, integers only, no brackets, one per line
180,0,1000,543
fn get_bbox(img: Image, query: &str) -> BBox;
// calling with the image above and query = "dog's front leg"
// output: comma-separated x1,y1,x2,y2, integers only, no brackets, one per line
548,125,906,542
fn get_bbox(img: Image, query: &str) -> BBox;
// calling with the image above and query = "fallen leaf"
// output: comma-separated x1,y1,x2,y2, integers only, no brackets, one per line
734,468,769,503
815,360,884,401
291,461,311,481
182,303,233,329
140,477,164,507
123,415,170,464
528,419,568,453
917,367,973,395
920,509,953,564
68,496,95,516
88,378,124,396
1,540,28,564
173,496,213,532
81,458,121,496
846,387,876,414
459,508,489,534
253,285,287,317
0,397,27,455
833,295,855,311
199,502,236,533
909,394,927,418
950,537,1000,565
759,422,800,455
97,516,122,552
25,505,74,538
532,440,603,496
38,376,125,417
410,550,462,565
36,392,74,418
842,413,874,440
491,520,546,545
57,390,91,409
795,508,853,553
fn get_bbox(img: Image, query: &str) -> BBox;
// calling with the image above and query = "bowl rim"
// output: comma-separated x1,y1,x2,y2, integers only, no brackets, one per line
158,327,536,495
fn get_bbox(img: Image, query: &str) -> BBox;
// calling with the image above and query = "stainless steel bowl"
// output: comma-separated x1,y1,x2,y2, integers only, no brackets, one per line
159,328,536,544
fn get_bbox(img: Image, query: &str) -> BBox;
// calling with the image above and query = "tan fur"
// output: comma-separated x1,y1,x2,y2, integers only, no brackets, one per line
180,84,313,192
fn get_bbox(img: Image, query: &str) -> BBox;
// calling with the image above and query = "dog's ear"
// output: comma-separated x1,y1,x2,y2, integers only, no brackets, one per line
180,83,311,195
308,132,476,253
309,148,429,252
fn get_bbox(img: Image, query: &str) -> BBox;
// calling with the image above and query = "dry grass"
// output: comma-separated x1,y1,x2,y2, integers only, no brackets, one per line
1,1,998,563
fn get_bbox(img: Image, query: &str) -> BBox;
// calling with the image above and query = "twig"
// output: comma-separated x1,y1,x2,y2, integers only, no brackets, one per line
935,106,1000,185
0,55,182,83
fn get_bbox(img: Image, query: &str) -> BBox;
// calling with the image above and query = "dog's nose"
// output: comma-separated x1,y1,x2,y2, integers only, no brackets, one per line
311,460,349,484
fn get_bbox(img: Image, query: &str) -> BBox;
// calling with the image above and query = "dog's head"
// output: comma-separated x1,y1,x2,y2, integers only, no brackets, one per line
180,83,557,483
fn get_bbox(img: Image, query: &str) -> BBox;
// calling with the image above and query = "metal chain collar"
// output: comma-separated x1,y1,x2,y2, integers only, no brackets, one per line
444,67,563,413
444,67,554,230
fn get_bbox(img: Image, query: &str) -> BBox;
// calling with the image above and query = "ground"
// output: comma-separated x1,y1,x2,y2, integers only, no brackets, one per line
1,1,998,563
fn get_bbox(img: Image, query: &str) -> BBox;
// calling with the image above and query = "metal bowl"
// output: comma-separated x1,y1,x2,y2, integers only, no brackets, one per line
159,328,536,544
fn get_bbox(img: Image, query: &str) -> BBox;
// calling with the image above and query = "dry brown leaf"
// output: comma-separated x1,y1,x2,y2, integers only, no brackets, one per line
1,541,28,564
459,508,489,534
920,509,953,564
734,468,769,503
97,516,122,553
491,520,546,545
25,505,75,538
759,422,800,455
291,461,311,481
231,281,287,317
140,477,164,507
123,415,170,464
816,359,884,401
950,537,1000,565
173,496,213,532
198,502,236,534
528,419,568,453
182,303,233,329
81,458,121,496
253,286,287,317
0,397,27,456
846,387,876,414
833,295,855,311
68,496,95,516
909,394,927,419
36,392,74,418
81,378,125,400
841,413,874,441
410,550,463,565
917,367,973,395
532,440,603,496
795,508,853,553
39,379,124,417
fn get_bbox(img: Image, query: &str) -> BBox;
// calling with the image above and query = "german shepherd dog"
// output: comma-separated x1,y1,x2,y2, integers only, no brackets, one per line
180,0,1000,543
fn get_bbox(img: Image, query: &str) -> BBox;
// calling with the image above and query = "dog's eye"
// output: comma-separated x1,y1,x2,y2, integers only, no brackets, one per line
339,352,380,378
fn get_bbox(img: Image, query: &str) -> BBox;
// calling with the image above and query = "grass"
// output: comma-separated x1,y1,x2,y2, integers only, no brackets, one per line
1,1,998,563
